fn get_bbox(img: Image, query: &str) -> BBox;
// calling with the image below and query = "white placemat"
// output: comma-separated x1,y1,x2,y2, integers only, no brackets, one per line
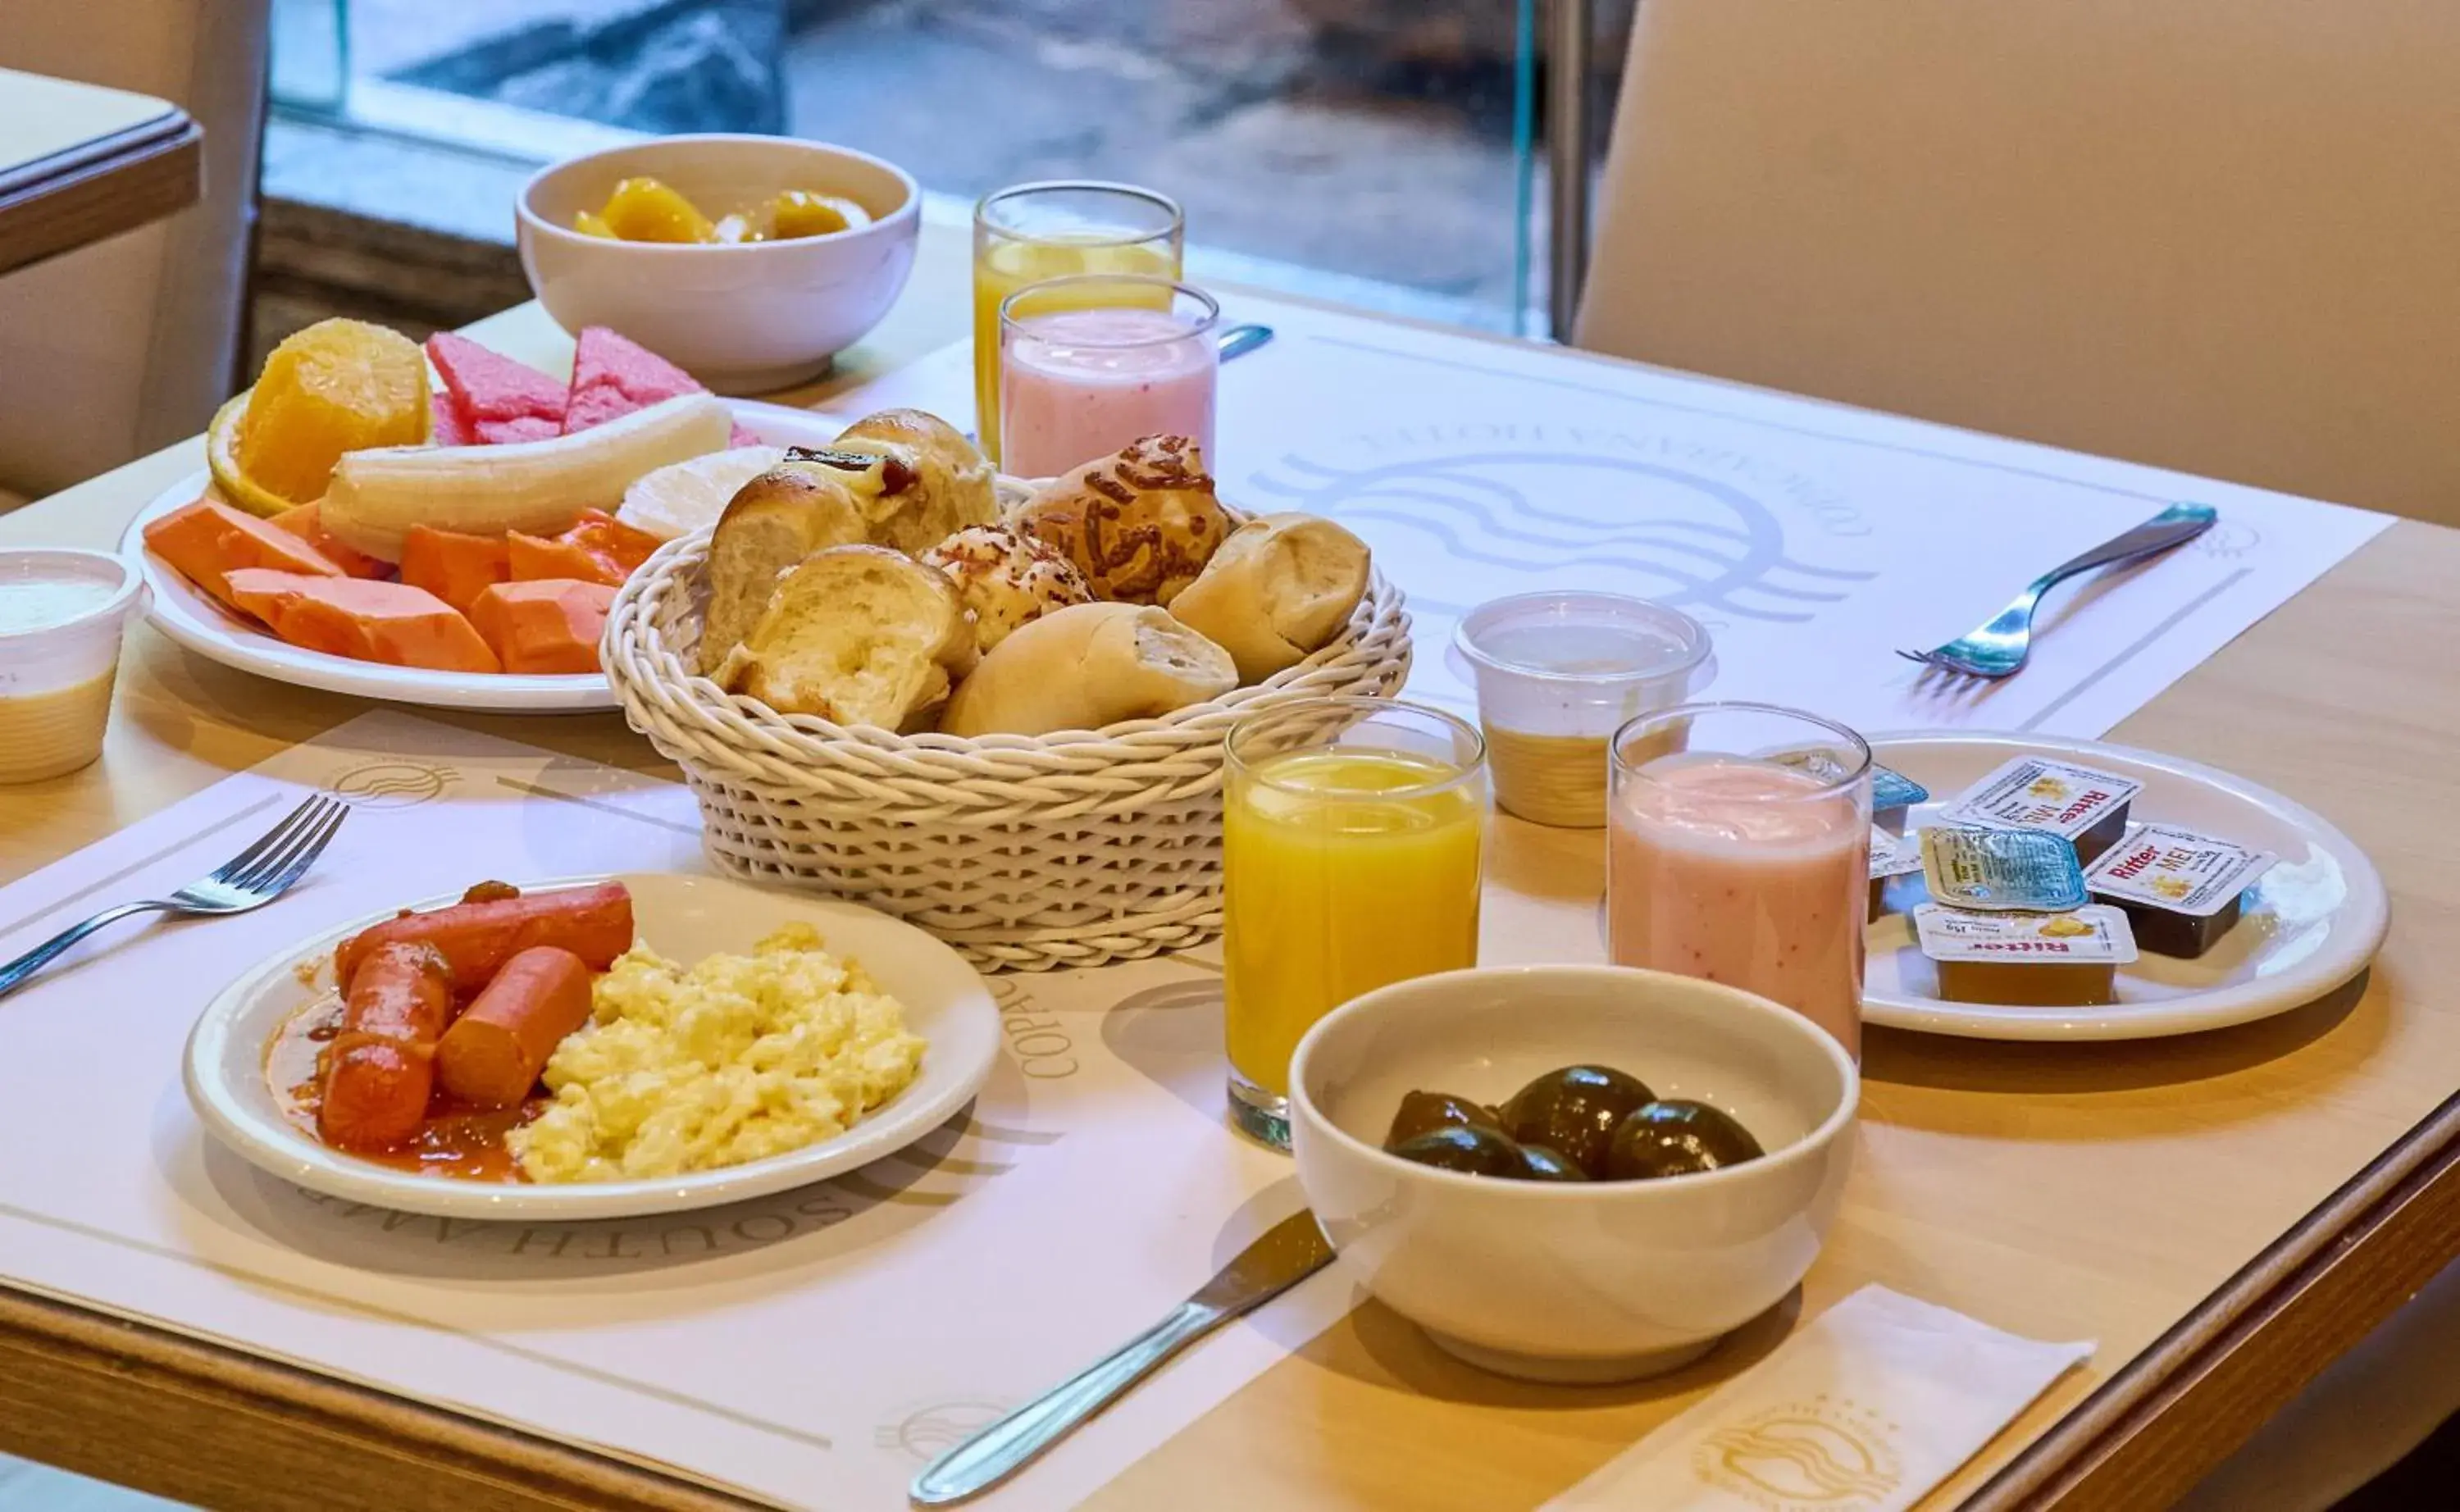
841,294,2390,740
0,711,1351,1511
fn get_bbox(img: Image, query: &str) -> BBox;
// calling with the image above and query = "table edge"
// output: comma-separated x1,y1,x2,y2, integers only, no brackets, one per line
1971,1077,2460,1508
0,1278,771,1512
0,114,201,277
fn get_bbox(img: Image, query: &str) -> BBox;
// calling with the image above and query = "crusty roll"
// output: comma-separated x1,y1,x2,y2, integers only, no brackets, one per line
920,526,1094,654
699,462,869,674
1014,435,1231,605
1167,512,1372,683
941,601,1237,737
826,409,1000,555
716,544,978,731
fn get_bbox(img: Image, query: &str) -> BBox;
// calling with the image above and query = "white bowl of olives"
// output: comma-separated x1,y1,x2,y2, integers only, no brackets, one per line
1288,963,1858,1383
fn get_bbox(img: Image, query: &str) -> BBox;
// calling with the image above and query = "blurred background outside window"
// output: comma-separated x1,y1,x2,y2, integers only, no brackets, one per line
263,0,1624,355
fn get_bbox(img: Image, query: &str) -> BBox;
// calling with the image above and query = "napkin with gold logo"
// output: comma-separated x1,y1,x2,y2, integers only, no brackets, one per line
1544,1287,2091,1512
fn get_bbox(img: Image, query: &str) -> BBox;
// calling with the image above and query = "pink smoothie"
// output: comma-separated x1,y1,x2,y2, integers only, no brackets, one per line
1607,754,1870,1056
1000,306,1218,477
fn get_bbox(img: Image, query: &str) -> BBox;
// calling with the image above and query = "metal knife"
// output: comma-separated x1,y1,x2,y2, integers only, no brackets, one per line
909,1209,1336,1505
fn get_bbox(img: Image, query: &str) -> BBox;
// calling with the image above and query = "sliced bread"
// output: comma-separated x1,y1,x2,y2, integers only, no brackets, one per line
698,462,868,674
714,544,977,731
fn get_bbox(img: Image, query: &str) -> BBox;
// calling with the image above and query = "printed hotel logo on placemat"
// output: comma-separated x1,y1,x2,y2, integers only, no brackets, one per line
875,1397,1010,1461
1694,1396,1903,1510
320,758,457,808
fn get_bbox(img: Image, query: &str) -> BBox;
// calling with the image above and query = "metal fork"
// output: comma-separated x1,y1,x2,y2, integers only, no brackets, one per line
0,795,348,1001
1900,503,2219,679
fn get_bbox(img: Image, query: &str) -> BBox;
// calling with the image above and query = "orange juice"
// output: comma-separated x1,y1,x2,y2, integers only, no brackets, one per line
973,236,1178,466
1222,749,1486,1107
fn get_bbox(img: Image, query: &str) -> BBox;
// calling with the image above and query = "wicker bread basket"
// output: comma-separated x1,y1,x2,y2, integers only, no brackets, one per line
604,524,1414,971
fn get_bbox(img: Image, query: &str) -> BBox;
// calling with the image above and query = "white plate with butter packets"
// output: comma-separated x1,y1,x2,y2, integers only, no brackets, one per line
1861,733,2388,1041
121,398,845,713
184,872,999,1220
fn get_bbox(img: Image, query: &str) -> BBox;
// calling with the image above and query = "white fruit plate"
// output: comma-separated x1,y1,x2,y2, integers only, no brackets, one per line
120,398,845,713
184,872,1000,1222
1862,732,2389,1041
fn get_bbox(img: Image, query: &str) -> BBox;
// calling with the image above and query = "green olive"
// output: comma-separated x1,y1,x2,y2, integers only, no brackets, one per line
1383,1090,1505,1150
1603,1100,1766,1181
1500,1064,1656,1177
1517,1144,1591,1181
1387,1124,1528,1177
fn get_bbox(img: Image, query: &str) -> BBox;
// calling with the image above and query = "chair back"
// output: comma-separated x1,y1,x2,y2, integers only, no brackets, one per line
1577,0,2460,522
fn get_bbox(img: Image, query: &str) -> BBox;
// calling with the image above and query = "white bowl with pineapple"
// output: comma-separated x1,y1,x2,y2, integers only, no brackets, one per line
517,134,922,394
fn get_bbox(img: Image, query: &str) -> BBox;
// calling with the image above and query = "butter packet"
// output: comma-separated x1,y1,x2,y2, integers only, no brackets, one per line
1915,904,2139,963
1871,763,1929,814
2084,822,2276,917
1916,904,2139,1005
1920,826,2087,911
1872,763,1929,836
1870,827,1926,880
1938,755,2142,863
2084,821,2277,958
1868,826,1929,922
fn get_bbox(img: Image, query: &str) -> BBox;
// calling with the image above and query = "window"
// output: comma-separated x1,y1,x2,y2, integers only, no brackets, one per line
268,0,1627,336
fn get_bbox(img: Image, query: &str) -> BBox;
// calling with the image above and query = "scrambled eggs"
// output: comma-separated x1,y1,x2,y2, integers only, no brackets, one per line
510,923,926,1183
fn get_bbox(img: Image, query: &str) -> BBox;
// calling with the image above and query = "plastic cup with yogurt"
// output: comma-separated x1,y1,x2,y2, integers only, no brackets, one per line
0,549,146,783
1448,592,1715,827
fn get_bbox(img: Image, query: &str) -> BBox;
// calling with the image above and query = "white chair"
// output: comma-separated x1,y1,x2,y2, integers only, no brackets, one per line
0,0,270,501
1576,0,2460,524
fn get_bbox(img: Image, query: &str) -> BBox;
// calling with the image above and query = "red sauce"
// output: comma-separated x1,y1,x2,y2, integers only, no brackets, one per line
274,1001,548,1182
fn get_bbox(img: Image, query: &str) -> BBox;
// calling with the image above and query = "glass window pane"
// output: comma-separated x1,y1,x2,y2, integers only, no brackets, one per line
280,0,1544,333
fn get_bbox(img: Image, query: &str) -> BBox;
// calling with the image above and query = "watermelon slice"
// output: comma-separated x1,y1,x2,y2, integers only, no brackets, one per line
430,390,479,448
427,330,569,444
562,327,705,434
487,414,564,444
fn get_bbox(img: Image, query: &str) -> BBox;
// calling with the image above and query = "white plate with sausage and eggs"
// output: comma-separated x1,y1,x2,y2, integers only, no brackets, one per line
184,871,1000,1221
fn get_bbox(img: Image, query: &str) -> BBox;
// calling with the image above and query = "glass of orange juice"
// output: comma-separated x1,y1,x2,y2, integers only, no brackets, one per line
973,182,1184,468
1222,697,1489,1147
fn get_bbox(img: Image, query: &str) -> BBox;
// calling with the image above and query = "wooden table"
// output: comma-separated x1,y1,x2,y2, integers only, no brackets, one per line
5,235,2459,1510
0,66,202,276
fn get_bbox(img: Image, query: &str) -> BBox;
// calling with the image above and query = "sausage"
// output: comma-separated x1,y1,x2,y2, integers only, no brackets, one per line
318,940,455,1151
435,945,594,1108
334,881,632,995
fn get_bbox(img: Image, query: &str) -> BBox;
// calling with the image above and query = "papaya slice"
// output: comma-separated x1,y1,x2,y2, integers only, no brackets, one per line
508,508,662,586
267,503,389,580
399,525,512,617
223,569,501,673
143,496,344,615
467,578,617,674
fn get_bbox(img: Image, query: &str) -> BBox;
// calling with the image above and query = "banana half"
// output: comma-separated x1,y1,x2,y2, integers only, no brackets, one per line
320,393,735,562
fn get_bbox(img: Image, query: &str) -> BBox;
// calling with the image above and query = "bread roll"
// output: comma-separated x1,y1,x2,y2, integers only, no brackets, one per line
920,526,1094,654
1167,513,1372,683
715,545,977,731
1014,435,1231,605
941,602,1237,737
699,462,869,674
823,409,1000,554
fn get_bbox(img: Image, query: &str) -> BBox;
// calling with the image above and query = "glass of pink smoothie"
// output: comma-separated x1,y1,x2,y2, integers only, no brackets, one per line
1606,703,1872,1057
999,275,1221,479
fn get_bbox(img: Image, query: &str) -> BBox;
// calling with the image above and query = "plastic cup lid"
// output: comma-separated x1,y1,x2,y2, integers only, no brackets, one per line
1452,591,1713,688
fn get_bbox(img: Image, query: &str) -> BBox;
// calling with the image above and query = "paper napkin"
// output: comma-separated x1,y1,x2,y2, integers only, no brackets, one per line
1544,1287,2093,1512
